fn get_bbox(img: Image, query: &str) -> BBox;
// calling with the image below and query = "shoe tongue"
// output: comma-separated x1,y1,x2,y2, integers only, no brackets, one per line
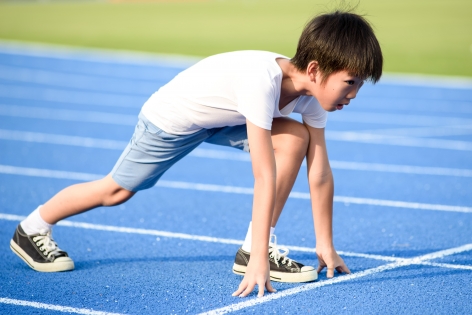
54,251,67,258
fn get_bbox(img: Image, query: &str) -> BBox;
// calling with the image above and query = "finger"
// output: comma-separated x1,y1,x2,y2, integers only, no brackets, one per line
336,263,351,274
258,283,264,298
317,264,325,274
232,281,248,297
232,288,243,297
326,267,335,278
334,259,351,274
239,283,255,298
265,279,277,293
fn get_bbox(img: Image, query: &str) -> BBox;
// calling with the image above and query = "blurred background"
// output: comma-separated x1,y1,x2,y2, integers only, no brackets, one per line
0,0,471,77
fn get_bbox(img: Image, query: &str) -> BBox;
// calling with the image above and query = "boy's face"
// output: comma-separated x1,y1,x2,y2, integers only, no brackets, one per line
310,70,364,112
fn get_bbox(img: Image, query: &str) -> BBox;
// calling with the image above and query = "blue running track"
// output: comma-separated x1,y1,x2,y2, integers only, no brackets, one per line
0,41,471,314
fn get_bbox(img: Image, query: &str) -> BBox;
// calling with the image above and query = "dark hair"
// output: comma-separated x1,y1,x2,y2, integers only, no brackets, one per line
291,11,383,83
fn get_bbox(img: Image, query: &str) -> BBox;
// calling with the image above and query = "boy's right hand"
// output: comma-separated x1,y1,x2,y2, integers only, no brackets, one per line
316,245,351,278
232,256,276,298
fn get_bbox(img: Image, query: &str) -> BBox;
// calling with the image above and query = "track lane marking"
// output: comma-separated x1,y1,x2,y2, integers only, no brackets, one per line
0,39,199,68
0,297,122,315
0,105,137,126
328,111,472,127
356,125,472,138
1,213,470,314
2,129,472,177
200,244,472,315
2,213,471,270
326,130,472,151
2,40,472,90
2,105,472,150
420,261,472,270
0,213,398,262
1,164,471,213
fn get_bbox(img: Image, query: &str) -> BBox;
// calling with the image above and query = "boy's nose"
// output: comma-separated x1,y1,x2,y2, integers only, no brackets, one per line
347,89,358,100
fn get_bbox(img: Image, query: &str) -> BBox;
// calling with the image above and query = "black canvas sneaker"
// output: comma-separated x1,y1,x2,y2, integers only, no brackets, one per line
233,235,317,283
10,224,74,272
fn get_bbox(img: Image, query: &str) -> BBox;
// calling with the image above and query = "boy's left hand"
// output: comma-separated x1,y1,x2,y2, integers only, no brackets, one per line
316,246,351,278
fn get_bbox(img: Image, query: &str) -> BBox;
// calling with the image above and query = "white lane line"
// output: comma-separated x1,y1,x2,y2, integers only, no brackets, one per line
326,131,472,151
0,105,137,126
273,244,400,262
2,129,472,178
0,213,400,263
0,64,160,93
0,130,128,150
3,105,472,150
420,261,472,270
2,211,470,304
412,243,472,261
331,195,472,214
157,181,472,214
0,164,101,181
3,40,472,90
5,213,472,269
1,165,472,214
0,129,129,150
355,125,472,138
329,160,472,177
1,213,242,245
380,73,472,90
2,211,470,269
0,39,199,68
0,86,143,108
0,297,122,315
328,112,472,127
200,243,472,315
4,102,472,135
5,103,472,130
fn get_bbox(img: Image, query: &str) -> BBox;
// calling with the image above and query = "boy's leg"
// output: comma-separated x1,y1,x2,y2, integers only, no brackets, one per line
206,118,316,282
240,117,309,250
39,175,134,224
11,175,133,272
12,112,210,272
238,118,316,282
205,117,309,223
270,117,309,226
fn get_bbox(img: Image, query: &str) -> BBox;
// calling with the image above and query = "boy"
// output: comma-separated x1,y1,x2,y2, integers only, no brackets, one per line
10,10,382,297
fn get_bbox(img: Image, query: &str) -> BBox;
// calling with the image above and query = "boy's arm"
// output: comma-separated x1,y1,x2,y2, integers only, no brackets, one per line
305,123,351,278
232,120,276,298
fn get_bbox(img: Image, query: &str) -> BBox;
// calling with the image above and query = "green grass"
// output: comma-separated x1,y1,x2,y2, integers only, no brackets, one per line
0,0,471,77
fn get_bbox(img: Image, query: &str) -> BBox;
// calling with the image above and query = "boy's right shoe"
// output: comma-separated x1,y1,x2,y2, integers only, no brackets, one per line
10,224,74,272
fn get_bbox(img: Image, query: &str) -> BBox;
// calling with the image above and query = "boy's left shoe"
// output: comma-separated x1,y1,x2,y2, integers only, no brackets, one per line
232,235,317,283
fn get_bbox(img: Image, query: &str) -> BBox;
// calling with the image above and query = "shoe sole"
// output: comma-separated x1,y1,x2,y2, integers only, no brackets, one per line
10,240,74,272
232,263,318,283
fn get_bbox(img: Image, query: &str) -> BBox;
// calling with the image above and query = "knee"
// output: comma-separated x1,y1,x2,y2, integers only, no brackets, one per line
291,126,310,158
99,176,135,207
272,119,310,158
103,188,134,207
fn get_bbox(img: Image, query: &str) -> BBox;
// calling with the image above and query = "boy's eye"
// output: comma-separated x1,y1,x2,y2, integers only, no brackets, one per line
346,80,355,85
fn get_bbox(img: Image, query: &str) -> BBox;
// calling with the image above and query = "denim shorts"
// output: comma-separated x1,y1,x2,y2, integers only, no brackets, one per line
110,112,249,192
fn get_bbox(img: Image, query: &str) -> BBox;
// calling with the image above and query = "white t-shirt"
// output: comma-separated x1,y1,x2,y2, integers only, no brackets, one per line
141,51,327,135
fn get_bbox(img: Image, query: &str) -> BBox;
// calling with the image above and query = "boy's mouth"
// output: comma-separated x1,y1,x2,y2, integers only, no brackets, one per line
336,104,344,110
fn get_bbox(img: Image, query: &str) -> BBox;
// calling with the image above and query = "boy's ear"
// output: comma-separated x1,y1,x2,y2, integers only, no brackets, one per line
306,61,319,82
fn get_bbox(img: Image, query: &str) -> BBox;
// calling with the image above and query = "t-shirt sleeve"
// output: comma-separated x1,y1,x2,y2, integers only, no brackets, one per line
234,72,277,130
297,96,328,128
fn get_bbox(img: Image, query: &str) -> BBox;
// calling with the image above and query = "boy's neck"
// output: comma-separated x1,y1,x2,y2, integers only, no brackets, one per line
276,58,311,104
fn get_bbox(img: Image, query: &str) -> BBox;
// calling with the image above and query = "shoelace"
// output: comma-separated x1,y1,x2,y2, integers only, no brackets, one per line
32,229,63,260
268,234,293,267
